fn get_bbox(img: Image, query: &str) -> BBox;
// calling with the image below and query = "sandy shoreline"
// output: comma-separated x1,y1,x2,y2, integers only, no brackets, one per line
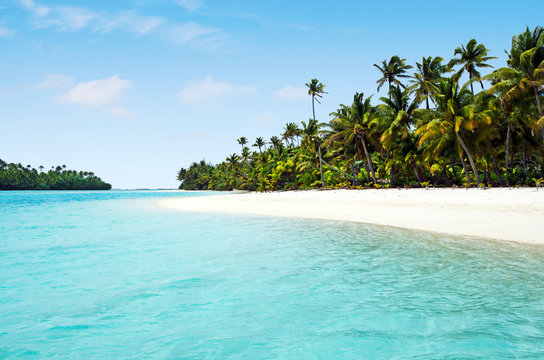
159,188,544,245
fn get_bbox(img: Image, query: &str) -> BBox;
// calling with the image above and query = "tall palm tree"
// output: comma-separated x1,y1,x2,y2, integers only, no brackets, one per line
305,78,327,187
305,79,327,121
448,39,496,95
374,55,413,99
410,56,450,109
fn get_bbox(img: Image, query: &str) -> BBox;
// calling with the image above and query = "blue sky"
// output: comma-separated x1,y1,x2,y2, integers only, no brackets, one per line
1,0,542,188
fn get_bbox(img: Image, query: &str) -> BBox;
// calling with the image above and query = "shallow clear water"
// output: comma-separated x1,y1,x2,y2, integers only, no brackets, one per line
1,191,544,359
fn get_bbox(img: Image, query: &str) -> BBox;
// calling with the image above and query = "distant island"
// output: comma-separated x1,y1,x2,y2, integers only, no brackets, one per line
0,159,111,190
178,26,544,191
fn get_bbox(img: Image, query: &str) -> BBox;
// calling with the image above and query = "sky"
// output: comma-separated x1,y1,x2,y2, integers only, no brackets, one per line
1,0,542,189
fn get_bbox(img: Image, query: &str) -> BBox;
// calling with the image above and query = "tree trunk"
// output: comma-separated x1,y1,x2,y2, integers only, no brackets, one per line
442,164,452,186
390,163,397,185
534,86,544,138
491,155,505,186
318,145,326,188
410,161,424,186
321,158,358,184
312,95,316,121
425,96,429,110
459,155,471,184
505,122,511,172
456,131,481,184
360,135,377,183
449,158,457,183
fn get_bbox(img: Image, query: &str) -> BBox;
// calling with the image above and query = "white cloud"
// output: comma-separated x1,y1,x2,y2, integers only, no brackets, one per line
60,75,132,107
178,75,257,107
177,0,203,11
34,73,74,89
0,25,15,37
274,86,307,100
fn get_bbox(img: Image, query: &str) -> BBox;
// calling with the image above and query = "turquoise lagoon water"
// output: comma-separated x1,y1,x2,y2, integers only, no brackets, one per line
1,190,544,359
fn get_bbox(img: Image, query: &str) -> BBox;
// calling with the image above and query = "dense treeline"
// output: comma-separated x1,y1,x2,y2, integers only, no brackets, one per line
178,27,544,191
0,159,112,190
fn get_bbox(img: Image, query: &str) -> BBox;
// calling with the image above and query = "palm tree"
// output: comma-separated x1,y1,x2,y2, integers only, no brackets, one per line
253,137,266,153
305,78,327,187
237,137,247,152
305,79,327,121
372,86,420,183
282,122,301,146
329,92,378,183
416,75,490,184
410,56,450,109
374,56,413,99
448,39,497,95
301,118,327,187
269,136,282,149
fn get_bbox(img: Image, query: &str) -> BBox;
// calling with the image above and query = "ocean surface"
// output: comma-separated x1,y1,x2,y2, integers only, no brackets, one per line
1,190,544,359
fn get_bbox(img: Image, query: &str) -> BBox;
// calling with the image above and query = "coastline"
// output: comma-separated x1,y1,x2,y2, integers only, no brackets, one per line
159,188,544,245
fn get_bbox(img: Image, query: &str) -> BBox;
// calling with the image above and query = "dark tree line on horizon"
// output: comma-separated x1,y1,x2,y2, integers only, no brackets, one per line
0,159,112,190
178,27,544,191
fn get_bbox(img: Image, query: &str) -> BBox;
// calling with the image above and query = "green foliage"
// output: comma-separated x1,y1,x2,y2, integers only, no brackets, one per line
177,27,544,192
0,160,111,190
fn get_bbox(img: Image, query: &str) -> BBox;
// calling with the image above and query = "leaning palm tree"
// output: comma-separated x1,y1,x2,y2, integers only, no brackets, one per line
416,74,491,184
374,55,413,99
448,39,497,95
410,56,450,109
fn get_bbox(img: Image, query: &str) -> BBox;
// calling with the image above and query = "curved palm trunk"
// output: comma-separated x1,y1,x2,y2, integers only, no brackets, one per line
359,134,377,183
456,131,481,184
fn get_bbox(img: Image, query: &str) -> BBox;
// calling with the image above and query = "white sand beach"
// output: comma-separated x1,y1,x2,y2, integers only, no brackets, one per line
159,188,544,245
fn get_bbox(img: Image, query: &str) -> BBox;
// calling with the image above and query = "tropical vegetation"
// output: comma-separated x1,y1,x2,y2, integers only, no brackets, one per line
0,160,112,190
178,27,544,191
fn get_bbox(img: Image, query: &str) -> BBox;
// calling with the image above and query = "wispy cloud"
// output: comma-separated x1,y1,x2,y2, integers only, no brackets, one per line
18,0,50,17
0,24,15,37
178,75,257,107
168,22,220,46
16,0,225,49
176,0,203,11
60,75,132,107
274,86,307,100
